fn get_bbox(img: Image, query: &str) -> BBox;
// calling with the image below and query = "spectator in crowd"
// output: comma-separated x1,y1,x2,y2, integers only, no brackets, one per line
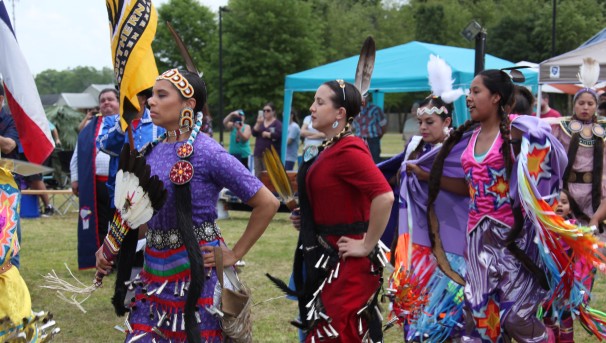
0,85,19,160
70,88,117,269
598,91,606,106
353,92,387,163
403,101,420,141
300,113,325,149
18,150,54,217
285,109,300,170
223,109,252,169
201,103,213,137
598,102,606,117
512,85,535,115
535,92,561,118
252,102,282,177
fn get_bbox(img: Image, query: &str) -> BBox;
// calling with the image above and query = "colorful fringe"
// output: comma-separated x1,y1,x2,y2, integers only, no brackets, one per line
517,136,606,339
389,245,465,342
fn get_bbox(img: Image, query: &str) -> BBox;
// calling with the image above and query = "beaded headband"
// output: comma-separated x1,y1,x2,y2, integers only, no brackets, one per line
417,106,448,117
157,69,194,98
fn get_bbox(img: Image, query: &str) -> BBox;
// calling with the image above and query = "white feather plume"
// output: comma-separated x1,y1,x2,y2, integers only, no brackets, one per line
441,89,466,104
427,54,464,104
577,57,600,89
114,170,154,228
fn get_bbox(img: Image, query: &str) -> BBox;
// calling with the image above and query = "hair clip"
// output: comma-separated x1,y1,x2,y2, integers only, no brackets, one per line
336,79,346,101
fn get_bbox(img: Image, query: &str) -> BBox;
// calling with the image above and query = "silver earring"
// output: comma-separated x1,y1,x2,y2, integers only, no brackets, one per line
332,120,339,129
443,127,450,137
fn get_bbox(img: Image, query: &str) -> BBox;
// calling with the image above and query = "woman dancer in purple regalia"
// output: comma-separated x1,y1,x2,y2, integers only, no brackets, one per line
96,68,279,343
379,55,470,342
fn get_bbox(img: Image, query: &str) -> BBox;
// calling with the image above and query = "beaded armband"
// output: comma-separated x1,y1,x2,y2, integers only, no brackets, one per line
101,211,132,261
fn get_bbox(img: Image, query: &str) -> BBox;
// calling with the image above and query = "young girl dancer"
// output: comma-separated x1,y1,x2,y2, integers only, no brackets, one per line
427,69,567,342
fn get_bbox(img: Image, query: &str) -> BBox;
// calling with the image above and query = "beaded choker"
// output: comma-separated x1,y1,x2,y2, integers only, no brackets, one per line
152,112,204,185
166,126,192,139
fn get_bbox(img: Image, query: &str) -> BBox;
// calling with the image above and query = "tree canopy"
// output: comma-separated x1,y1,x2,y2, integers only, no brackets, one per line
35,66,114,95
34,0,606,123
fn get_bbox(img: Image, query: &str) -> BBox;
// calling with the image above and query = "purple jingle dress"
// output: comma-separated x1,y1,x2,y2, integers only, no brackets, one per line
125,134,263,342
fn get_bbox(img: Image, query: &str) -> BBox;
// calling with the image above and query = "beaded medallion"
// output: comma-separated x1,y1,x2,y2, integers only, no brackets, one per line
169,160,194,185
303,145,318,162
176,143,194,158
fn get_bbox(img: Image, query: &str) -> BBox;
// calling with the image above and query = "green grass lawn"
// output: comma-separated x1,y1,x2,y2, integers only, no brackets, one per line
17,135,606,342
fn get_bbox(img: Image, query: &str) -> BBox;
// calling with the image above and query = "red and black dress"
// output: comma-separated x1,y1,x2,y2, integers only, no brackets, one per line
292,136,391,343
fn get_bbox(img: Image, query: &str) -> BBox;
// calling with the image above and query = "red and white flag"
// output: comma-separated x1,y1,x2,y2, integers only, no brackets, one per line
0,0,53,164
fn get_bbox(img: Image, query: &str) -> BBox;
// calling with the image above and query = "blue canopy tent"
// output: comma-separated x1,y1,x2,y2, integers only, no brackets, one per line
279,41,538,160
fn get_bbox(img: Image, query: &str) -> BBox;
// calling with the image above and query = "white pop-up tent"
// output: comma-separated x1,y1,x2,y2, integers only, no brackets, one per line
539,29,606,84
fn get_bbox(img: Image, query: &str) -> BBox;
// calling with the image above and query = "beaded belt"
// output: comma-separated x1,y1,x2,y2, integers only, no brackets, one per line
146,222,222,250
568,171,593,184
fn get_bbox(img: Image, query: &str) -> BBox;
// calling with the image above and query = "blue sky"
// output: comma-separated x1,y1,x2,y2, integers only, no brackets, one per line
7,0,226,75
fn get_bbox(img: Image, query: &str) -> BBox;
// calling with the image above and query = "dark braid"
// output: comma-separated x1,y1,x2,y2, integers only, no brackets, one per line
318,118,354,153
427,119,476,206
498,107,513,178
426,119,476,285
593,137,604,213
590,114,604,214
562,133,581,190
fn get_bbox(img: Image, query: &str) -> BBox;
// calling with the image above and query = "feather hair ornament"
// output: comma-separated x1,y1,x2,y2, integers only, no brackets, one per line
166,22,201,76
427,54,464,104
354,36,376,99
577,57,600,89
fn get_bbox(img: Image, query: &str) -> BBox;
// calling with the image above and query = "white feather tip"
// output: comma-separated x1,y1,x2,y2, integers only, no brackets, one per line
441,88,465,104
427,54,456,98
577,57,600,89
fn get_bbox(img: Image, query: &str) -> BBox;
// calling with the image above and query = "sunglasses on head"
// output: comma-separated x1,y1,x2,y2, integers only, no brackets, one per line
500,66,528,83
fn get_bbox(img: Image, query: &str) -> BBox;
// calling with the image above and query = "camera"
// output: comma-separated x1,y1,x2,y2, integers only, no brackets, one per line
231,110,245,124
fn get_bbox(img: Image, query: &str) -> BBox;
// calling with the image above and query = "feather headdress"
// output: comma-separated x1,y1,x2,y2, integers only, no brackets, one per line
578,57,600,89
574,57,601,102
427,55,464,104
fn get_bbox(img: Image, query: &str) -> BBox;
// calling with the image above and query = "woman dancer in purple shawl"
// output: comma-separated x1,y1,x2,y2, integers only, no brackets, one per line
96,69,279,343
380,55,470,342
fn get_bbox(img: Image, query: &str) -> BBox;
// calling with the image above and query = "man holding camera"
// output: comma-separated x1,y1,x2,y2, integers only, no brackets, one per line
223,109,252,169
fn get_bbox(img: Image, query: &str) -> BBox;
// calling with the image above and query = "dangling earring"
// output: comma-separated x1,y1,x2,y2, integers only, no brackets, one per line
332,120,339,129
180,107,194,128
443,126,450,137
